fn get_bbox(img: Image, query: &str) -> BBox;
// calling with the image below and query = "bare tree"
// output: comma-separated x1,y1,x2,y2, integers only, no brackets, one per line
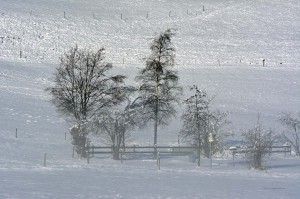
242,117,277,169
279,112,300,156
46,45,127,155
179,85,229,166
135,29,182,147
208,110,232,155
94,97,141,160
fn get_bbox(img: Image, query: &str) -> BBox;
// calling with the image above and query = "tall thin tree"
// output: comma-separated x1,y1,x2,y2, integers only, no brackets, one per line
179,86,209,166
179,85,230,166
135,29,182,146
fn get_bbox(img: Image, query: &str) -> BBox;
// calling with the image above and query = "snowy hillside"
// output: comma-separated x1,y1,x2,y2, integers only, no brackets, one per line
1,0,300,198
1,0,300,67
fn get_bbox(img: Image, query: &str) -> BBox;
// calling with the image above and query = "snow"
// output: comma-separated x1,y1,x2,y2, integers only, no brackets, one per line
0,0,300,198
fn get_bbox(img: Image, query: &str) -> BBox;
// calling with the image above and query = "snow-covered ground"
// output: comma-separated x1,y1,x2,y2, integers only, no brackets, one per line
2,154,300,199
1,0,299,67
1,0,300,198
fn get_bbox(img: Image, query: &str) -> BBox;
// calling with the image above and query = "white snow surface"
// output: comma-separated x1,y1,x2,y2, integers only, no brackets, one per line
1,0,300,198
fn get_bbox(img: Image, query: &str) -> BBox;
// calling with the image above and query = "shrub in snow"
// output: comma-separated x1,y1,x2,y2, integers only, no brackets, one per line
242,118,278,170
69,125,87,157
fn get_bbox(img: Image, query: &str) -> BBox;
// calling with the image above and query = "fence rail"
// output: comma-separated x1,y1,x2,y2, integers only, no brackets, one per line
84,145,201,164
231,145,292,166
87,145,199,155
231,145,292,155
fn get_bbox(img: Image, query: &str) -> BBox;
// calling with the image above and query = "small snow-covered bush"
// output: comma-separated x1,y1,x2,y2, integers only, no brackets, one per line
69,125,87,157
242,120,278,170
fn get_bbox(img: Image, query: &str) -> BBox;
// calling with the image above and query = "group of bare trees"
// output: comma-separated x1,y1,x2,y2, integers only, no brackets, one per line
47,29,187,159
46,29,300,166
46,46,130,156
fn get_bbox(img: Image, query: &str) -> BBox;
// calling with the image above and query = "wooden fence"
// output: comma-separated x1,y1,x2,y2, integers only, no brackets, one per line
231,145,291,156
78,145,292,165
85,145,200,164
231,145,292,166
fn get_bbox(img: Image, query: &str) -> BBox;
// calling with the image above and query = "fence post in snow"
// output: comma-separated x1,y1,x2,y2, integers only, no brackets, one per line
15,128,18,138
120,149,123,164
92,145,94,157
64,11,66,19
232,151,235,166
43,152,47,167
157,152,161,170
79,147,83,159
72,146,75,158
87,147,90,164
284,146,287,157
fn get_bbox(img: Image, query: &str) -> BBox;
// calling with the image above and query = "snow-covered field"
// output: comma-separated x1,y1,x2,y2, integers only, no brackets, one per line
1,0,300,198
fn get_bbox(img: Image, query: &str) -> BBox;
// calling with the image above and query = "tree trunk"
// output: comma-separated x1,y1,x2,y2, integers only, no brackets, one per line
154,75,159,147
197,139,201,167
113,148,120,160
154,106,158,146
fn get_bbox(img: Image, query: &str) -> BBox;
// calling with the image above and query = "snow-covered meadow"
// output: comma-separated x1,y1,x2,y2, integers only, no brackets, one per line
1,0,300,198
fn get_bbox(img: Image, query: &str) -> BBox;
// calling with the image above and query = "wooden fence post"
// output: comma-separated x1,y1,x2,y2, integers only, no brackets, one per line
157,152,161,170
72,146,75,158
92,145,94,157
87,141,90,164
197,146,201,167
43,152,47,167
80,147,83,159
120,149,123,163
232,151,235,166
